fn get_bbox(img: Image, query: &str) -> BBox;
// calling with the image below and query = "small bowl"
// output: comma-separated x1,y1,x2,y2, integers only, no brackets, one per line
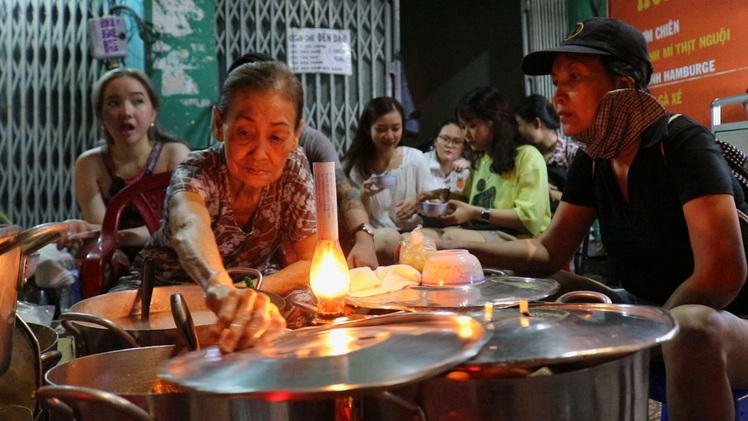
417,201,449,217
421,249,484,286
371,173,397,189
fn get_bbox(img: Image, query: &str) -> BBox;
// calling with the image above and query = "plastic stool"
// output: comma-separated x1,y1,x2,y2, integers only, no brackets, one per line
650,360,748,420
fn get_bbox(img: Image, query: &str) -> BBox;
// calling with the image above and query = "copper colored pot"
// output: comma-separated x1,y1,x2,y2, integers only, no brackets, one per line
60,284,285,357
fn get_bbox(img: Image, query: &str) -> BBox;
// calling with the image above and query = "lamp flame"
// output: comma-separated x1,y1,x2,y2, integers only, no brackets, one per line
310,162,350,319
310,239,350,304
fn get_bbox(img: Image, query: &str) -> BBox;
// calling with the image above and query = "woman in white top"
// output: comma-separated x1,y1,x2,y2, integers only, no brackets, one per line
424,120,471,195
343,97,438,264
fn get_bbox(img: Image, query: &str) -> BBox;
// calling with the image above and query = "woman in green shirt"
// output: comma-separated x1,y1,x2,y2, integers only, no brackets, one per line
419,87,550,242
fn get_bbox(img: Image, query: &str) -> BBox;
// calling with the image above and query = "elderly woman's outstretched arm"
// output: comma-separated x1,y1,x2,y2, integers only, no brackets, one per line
169,190,286,353
261,234,317,295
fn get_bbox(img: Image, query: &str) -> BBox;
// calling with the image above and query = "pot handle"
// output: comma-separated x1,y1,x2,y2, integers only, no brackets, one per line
483,268,509,277
555,290,613,304
371,391,427,421
36,385,153,421
40,350,62,373
228,267,264,291
59,312,140,357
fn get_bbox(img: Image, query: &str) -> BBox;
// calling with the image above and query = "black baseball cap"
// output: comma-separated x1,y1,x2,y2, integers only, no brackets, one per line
226,52,275,75
522,18,653,84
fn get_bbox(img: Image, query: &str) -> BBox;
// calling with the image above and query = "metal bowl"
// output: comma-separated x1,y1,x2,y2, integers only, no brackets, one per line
417,201,449,217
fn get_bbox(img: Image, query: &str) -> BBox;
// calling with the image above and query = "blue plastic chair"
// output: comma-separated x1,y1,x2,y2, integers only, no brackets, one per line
650,360,748,420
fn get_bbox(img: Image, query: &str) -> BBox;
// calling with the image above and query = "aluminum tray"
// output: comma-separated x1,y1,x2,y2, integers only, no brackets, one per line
345,276,559,312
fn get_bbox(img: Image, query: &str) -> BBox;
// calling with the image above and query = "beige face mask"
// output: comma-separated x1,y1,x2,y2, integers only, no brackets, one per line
574,89,666,160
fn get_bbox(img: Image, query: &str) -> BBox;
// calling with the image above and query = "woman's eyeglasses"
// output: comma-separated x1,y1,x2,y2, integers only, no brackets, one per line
437,135,465,147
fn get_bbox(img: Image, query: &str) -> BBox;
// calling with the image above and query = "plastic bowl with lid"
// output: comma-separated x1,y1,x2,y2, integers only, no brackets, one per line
421,249,484,286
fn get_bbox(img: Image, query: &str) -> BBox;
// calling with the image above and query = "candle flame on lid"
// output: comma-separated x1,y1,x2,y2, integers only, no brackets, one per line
483,302,494,322
519,299,529,316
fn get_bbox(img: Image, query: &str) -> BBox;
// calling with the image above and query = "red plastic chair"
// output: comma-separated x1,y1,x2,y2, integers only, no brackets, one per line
81,171,172,299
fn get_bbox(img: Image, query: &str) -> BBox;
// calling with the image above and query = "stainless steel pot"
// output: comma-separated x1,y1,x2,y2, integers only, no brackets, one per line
0,225,23,376
412,350,650,421
60,284,286,356
44,345,335,421
376,302,678,421
27,322,62,376
0,223,68,376
0,318,42,420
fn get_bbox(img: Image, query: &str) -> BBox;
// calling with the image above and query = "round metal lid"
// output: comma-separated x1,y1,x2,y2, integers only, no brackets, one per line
345,276,559,312
159,312,490,399
466,303,678,369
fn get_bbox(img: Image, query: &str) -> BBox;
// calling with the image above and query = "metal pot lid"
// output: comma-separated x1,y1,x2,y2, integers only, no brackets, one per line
466,303,678,369
159,312,489,399
345,276,559,312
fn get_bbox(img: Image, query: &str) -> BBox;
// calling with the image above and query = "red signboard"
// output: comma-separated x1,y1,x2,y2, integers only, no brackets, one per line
611,0,748,126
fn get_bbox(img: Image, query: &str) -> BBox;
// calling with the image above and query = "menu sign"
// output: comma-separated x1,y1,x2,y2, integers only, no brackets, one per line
287,28,353,76
611,0,748,125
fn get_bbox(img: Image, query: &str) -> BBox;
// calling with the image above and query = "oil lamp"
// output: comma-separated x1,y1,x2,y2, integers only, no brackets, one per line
310,162,350,322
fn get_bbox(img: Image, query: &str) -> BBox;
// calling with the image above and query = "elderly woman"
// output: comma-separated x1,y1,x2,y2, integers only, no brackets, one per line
440,18,748,420
115,61,316,352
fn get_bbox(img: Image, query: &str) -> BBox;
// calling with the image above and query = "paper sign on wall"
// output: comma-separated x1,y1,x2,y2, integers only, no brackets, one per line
287,28,352,76
88,16,129,59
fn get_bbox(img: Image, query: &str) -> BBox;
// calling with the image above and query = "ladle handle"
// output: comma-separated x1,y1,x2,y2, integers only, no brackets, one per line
170,293,200,351
141,257,155,320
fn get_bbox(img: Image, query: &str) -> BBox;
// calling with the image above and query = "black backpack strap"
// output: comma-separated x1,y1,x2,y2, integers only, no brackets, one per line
662,114,748,198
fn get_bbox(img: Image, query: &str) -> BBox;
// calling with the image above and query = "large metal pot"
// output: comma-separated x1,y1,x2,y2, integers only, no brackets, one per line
26,322,62,376
44,345,335,421
407,350,650,421
60,284,286,356
0,317,42,421
0,223,68,376
376,303,678,421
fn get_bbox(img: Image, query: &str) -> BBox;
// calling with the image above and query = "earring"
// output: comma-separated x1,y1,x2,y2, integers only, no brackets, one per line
150,122,155,127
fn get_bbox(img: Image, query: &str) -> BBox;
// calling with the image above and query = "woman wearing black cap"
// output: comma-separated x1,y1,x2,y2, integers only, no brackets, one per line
439,17,748,419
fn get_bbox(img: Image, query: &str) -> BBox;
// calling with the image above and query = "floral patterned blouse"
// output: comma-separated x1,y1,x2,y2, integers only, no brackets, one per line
114,144,317,289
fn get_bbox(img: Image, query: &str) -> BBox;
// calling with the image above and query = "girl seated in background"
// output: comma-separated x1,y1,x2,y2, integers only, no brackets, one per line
515,94,579,212
420,120,471,229
76,67,190,252
419,86,551,242
43,68,190,300
424,119,471,195
343,97,439,264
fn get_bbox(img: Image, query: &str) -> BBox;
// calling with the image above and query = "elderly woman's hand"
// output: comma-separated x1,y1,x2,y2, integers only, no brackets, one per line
205,282,287,353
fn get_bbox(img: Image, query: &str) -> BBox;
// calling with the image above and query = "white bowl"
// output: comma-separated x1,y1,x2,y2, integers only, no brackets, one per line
417,201,449,217
421,249,484,286
371,173,397,189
